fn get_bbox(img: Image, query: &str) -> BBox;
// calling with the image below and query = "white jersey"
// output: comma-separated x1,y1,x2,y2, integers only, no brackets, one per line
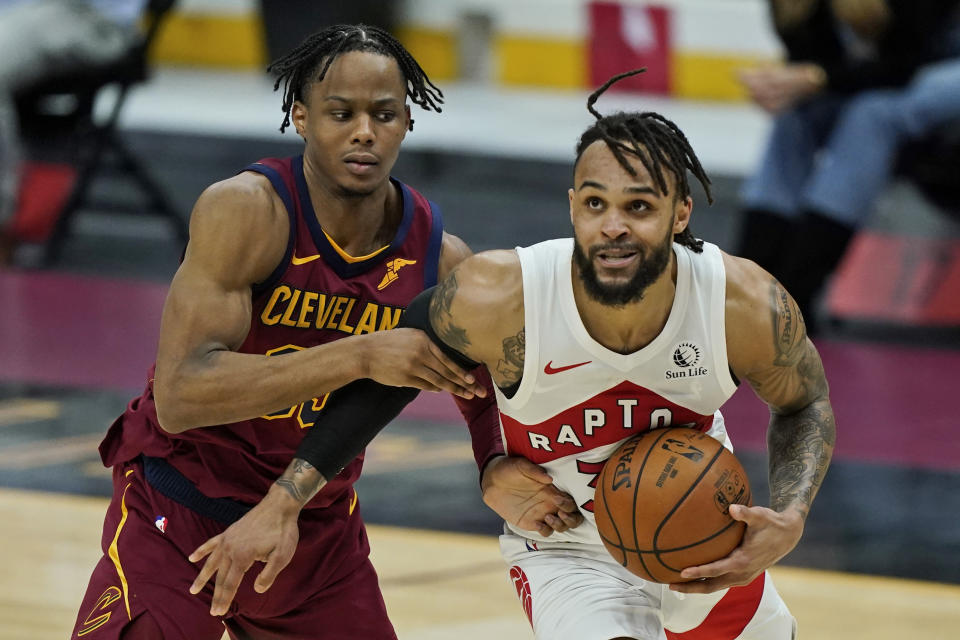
494,238,739,545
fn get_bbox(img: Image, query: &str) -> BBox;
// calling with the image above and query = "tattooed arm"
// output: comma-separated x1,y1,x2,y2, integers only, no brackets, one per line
429,249,526,385
674,253,835,594
428,251,584,534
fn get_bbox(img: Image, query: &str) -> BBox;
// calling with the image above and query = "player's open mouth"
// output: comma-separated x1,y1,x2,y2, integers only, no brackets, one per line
596,250,638,268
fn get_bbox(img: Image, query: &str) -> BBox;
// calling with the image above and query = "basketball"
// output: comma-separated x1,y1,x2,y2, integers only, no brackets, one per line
594,427,752,583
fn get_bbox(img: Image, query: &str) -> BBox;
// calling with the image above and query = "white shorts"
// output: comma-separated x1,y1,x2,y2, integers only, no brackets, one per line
500,532,796,640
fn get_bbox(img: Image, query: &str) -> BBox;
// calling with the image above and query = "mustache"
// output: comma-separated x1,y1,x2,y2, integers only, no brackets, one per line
588,243,642,256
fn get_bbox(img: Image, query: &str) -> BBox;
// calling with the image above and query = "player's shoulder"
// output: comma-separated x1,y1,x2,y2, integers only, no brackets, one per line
456,249,522,288
438,232,472,279
180,172,289,284
441,249,522,316
721,250,789,373
721,250,775,317
190,172,287,244
195,172,280,220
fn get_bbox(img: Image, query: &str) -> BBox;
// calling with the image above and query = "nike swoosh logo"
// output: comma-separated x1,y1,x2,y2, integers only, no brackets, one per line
291,252,321,265
543,360,592,375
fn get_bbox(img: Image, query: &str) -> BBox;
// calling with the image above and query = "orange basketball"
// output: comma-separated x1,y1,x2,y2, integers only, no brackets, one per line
593,427,752,583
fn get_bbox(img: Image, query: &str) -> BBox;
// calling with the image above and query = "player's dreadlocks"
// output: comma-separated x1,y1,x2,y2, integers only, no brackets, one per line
267,24,444,133
576,69,712,253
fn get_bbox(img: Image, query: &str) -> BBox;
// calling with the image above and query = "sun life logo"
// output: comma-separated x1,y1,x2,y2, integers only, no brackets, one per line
672,342,701,368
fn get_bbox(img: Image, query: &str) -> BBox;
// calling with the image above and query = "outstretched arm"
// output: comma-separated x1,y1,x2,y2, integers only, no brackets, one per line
674,255,835,593
189,251,582,615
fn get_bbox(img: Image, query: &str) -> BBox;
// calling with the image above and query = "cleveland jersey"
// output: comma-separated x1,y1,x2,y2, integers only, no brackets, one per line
494,238,738,545
99,155,445,509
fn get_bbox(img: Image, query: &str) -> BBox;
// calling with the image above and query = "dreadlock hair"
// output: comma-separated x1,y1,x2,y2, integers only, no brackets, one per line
575,69,712,253
267,24,444,133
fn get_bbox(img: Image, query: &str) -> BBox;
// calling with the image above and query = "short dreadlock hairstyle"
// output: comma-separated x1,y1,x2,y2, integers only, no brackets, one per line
575,69,712,253
267,24,443,133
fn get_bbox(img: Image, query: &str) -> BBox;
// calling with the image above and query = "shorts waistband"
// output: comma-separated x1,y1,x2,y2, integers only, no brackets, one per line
141,456,253,525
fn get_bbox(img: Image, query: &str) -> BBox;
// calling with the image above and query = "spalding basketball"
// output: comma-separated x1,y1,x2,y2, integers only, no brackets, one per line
594,427,751,583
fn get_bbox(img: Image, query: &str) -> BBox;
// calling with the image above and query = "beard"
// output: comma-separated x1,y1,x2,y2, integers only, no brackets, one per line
572,225,674,307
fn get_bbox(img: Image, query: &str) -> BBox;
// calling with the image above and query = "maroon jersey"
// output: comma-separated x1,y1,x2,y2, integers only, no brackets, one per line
99,156,445,509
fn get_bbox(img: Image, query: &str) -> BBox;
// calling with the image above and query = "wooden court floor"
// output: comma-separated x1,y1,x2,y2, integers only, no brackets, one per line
3,488,959,639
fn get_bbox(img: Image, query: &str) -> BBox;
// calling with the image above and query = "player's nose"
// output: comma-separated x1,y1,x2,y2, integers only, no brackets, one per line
352,114,375,145
600,210,629,239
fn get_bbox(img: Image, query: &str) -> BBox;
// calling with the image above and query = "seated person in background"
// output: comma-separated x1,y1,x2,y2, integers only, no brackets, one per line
0,0,147,264
737,0,960,334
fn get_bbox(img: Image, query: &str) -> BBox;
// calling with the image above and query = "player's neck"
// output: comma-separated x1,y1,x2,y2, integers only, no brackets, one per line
302,167,401,255
572,255,678,355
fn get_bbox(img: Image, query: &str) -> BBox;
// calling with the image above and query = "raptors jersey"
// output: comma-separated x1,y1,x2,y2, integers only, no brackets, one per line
494,238,739,545
100,156,444,509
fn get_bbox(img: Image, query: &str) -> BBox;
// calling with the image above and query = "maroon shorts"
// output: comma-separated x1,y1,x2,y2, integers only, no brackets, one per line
72,460,396,640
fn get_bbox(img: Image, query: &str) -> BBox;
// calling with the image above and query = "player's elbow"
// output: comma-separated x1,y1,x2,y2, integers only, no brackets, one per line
153,374,193,434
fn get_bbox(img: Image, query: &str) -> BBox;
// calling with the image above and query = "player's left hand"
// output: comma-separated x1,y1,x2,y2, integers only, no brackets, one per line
188,487,301,616
481,455,584,537
668,504,804,594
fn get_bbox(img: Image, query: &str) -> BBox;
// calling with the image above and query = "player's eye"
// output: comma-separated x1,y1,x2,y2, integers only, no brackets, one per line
330,111,351,121
376,111,396,122
629,200,650,212
586,196,604,210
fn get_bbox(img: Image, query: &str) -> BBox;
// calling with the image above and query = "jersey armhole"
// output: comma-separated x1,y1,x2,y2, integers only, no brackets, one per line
242,163,297,298
498,246,537,407
423,199,445,289
710,245,739,397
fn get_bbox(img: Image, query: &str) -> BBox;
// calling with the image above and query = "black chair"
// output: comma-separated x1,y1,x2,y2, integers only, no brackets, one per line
14,0,187,264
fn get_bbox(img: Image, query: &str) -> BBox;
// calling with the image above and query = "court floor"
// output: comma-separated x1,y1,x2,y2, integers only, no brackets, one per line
4,488,959,640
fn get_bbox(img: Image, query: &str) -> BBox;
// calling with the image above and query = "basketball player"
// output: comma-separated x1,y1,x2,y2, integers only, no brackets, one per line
71,25,582,640
194,68,836,638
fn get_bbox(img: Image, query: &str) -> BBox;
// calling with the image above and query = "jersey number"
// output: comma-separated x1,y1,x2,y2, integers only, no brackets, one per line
260,345,329,428
575,408,676,512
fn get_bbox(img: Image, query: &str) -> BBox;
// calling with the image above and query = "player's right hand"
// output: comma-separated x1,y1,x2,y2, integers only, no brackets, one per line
359,328,486,399
481,456,584,537
188,486,300,616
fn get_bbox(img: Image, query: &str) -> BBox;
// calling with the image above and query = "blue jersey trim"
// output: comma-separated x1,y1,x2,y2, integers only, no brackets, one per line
241,161,297,297
293,156,414,279
424,199,445,288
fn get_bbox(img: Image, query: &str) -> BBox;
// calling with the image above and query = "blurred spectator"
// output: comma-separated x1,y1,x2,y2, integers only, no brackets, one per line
0,0,147,264
737,0,960,334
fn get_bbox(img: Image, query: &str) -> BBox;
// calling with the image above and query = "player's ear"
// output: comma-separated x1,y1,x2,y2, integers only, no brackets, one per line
673,195,692,234
568,188,576,223
405,104,413,132
291,100,308,139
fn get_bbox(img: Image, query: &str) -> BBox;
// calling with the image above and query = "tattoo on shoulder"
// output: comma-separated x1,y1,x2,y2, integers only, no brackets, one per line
770,279,806,366
495,328,525,385
430,272,472,353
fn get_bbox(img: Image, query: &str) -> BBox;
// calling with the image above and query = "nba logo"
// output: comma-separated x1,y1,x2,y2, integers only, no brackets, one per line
155,516,167,533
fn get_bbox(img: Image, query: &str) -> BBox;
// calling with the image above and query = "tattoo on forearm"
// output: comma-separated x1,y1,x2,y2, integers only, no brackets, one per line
430,272,472,353
768,399,836,519
771,280,806,366
495,328,525,385
275,458,326,506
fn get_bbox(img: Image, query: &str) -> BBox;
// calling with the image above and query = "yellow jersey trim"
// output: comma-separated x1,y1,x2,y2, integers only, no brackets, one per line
107,481,134,620
323,230,389,263
349,489,359,515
